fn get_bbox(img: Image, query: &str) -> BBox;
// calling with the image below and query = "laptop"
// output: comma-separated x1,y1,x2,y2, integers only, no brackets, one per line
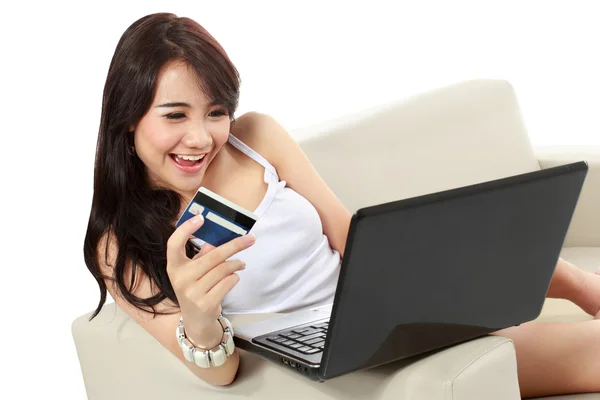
233,161,588,381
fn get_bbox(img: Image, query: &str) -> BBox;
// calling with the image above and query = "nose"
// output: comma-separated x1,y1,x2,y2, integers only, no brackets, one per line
181,123,213,150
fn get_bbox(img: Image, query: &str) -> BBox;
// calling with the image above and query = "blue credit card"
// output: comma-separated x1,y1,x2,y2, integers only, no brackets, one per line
176,187,258,247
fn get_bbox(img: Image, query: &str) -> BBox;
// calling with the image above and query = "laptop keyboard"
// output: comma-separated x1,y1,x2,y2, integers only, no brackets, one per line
265,321,329,355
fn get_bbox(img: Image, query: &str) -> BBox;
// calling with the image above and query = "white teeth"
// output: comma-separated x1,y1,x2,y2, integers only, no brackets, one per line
177,154,205,161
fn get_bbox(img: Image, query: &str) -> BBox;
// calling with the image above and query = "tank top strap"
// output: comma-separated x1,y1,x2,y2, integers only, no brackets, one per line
228,134,279,184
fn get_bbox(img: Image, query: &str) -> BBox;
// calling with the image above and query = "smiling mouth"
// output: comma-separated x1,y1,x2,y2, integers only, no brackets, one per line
170,154,205,165
169,153,208,172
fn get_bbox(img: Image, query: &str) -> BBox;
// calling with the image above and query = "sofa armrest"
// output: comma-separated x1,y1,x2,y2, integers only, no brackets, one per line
376,336,520,400
534,146,600,247
234,335,519,400
73,303,521,400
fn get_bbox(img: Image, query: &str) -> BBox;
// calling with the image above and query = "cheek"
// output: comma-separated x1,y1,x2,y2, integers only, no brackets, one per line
137,129,178,156
211,120,231,147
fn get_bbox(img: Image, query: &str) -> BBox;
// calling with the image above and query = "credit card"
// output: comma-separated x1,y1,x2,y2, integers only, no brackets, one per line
176,187,258,247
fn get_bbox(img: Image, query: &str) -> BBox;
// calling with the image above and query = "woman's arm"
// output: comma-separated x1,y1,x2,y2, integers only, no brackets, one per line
97,231,241,386
231,112,352,257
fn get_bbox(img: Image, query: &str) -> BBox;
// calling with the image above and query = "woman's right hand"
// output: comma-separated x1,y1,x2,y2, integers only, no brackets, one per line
166,214,256,349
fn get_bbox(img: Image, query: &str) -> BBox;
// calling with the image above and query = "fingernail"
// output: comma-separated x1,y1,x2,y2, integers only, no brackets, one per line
191,215,204,225
240,261,246,269
246,234,256,243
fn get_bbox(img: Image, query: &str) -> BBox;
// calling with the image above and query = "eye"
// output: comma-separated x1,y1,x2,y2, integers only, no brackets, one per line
208,109,228,118
165,112,186,120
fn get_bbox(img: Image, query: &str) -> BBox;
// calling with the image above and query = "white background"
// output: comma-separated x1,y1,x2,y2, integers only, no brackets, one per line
1,1,599,398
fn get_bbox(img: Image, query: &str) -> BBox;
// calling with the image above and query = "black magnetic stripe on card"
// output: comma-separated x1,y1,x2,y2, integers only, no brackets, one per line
192,191,256,230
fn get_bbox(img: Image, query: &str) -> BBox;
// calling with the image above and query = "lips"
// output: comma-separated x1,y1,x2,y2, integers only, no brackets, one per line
173,155,203,166
170,154,206,173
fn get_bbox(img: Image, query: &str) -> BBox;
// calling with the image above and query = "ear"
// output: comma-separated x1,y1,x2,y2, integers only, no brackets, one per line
128,124,136,133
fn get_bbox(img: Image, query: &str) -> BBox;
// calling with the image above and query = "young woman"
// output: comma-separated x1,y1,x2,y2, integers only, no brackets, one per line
84,12,600,397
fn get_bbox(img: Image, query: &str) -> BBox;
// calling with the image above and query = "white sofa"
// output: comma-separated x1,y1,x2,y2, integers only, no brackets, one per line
72,79,600,399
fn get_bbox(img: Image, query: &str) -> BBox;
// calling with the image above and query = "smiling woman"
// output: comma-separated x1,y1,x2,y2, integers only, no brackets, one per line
82,14,247,385
84,13,241,320
82,11,348,387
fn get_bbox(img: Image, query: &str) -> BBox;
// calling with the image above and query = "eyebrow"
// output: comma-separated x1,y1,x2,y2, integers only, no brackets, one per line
155,102,191,108
154,100,225,108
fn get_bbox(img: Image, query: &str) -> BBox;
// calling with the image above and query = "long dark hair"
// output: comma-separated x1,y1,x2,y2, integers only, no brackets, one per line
84,13,240,320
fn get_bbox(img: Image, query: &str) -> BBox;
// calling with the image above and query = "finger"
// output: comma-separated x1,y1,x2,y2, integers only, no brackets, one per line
192,243,216,260
197,259,245,292
204,273,241,306
201,234,256,268
166,214,205,264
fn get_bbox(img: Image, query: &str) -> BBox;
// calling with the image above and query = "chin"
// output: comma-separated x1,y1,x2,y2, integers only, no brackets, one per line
150,161,207,197
151,174,201,198
175,179,204,197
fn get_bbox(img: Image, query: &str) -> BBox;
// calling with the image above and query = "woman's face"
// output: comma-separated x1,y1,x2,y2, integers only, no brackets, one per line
132,60,231,199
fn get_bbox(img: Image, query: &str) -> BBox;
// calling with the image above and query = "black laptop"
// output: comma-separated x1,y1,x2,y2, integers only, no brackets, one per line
234,161,588,381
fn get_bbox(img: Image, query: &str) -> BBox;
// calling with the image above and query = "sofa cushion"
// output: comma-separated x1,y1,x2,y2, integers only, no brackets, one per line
297,79,541,213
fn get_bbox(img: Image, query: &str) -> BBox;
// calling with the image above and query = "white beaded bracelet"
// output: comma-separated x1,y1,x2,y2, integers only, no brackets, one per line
176,314,235,368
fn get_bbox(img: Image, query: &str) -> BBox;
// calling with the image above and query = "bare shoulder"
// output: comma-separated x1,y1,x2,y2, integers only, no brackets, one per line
231,111,352,257
230,111,294,165
96,231,117,278
231,111,279,140
96,231,128,285
96,230,182,349
96,231,176,316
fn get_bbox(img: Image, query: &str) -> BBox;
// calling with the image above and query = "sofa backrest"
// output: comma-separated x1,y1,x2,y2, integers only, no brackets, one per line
295,80,541,213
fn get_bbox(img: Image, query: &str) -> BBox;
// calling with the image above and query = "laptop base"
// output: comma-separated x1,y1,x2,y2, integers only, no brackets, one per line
235,336,323,381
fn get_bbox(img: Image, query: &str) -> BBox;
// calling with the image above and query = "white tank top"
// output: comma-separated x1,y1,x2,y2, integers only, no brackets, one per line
193,134,341,314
